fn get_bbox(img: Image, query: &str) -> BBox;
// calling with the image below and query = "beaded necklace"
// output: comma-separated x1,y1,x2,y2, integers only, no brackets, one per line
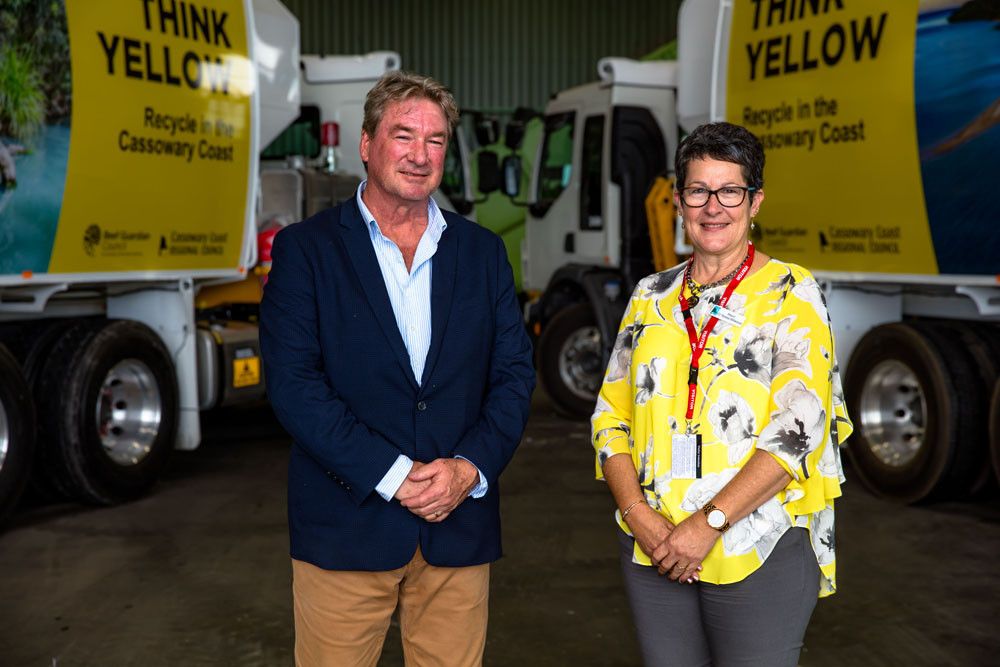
684,249,751,308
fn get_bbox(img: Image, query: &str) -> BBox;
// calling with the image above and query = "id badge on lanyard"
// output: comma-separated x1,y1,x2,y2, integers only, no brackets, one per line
671,432,702,479
675,242,755,478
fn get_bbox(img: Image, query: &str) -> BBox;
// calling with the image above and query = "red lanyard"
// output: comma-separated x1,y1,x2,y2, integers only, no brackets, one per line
678,242,755,421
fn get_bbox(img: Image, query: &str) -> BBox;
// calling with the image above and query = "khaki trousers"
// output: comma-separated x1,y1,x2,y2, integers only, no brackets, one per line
292,546,489,667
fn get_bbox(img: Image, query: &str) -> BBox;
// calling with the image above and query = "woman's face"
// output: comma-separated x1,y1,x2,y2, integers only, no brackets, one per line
674,157,763,260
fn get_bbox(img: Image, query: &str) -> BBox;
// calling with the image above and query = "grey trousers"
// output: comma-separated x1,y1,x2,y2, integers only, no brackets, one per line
618,526,820,667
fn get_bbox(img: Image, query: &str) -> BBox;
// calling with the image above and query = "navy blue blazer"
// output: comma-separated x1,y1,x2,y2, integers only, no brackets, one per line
259,197,535,571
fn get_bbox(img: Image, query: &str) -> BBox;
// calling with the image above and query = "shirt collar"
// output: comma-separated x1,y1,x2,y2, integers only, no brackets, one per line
356,180,447,243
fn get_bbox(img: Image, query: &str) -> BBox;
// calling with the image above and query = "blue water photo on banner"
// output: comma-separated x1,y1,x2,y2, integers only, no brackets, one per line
915,4,1000,275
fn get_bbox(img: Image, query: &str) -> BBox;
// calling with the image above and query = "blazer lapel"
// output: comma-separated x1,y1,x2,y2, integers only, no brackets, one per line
340,200,419,390
420,221,457,389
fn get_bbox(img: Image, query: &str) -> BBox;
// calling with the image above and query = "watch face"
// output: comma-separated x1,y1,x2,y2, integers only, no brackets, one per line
708,509,726,528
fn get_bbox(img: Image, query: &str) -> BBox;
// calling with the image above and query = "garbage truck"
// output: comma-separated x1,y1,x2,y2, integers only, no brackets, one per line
512,0,1000,503
0,0,306,520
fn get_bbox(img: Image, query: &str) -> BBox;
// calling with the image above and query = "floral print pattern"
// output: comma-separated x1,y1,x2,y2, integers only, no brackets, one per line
638,434,672,511
722,497,791,560
708,390,757,465
732,322,775,385
759,380,827,480
592,259,852,598
635,357,669,405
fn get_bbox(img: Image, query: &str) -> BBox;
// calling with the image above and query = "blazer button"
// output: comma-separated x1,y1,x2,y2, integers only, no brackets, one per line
417,401,427,411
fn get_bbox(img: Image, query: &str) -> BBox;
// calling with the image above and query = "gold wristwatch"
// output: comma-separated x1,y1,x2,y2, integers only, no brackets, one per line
702,502,731,533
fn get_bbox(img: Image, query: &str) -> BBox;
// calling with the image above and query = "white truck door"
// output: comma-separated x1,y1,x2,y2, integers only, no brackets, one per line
524,91,613,292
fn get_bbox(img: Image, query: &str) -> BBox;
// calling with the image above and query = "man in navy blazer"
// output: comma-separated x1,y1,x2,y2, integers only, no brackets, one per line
260,71,534,666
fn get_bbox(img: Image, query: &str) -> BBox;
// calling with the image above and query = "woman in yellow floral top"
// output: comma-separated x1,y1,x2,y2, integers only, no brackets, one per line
592,122,851,666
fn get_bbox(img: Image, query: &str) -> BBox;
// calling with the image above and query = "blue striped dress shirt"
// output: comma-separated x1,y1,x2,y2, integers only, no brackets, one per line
355,183,487,501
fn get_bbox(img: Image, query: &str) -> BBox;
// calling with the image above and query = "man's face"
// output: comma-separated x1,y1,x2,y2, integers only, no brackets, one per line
360,96,448,206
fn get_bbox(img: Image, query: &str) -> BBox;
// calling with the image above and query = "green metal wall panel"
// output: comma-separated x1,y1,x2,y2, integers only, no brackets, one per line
280,0,681,110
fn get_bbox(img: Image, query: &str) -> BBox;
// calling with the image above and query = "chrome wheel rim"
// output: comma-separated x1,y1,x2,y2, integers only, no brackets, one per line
95,359,162,466
859,360,926,468
557,325,603,401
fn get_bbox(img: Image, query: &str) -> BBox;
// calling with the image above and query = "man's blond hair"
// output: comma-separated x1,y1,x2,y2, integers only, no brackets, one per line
362,71,459,141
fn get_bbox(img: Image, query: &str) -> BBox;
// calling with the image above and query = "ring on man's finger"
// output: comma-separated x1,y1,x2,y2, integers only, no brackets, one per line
434,511,441,518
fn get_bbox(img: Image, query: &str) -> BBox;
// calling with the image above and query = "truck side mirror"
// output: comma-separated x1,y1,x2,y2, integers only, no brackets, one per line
477,151,501,195
475,117,500,147
502,155,522,198
505,121,525,150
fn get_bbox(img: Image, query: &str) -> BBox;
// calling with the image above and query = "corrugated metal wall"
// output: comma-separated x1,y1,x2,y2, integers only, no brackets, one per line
281,0,681,110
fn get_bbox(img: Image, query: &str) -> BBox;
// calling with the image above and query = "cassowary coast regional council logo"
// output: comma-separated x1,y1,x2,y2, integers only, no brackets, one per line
83,224,101,256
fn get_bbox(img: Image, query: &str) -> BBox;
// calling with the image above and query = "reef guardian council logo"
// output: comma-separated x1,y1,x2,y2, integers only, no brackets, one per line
83,224,101,256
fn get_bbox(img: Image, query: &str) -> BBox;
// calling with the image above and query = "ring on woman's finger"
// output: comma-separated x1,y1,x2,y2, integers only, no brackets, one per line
675,563,687,570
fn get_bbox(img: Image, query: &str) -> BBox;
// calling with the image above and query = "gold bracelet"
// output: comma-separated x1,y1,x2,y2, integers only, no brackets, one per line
621,499,644,520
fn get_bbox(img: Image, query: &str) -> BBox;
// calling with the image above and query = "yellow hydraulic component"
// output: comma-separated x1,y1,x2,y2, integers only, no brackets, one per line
646,176,679,272
196,269,266,310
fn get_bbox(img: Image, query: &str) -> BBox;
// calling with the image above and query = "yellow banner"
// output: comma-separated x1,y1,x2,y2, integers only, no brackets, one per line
51,0,253,273
726,0,938,274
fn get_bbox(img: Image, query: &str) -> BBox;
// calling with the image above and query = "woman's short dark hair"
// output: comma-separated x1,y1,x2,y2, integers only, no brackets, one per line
675,122,765,193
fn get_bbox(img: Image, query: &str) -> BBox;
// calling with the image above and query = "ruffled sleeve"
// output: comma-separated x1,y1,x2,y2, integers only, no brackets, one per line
755,267,852,516
591,289,642,479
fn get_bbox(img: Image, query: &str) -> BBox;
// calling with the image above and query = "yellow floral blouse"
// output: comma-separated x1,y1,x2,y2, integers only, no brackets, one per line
592,259,852,597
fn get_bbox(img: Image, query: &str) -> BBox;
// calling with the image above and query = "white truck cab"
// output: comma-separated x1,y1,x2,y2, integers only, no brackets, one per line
520,58,678,417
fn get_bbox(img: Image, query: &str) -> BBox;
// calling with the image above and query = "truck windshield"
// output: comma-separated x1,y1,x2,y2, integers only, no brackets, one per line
533,112,575,215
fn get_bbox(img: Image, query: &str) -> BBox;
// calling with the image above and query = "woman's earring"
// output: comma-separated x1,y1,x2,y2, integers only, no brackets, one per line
750,220,756,230
680,218,686,230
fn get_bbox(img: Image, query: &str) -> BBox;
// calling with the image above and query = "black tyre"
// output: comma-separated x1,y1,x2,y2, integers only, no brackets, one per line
989,380,1000,488
3,319,78,501
537,303,603,419
35,319,179,505
844,322,985,503
0,343,35,522
0,319,73,380
946,322,1000,494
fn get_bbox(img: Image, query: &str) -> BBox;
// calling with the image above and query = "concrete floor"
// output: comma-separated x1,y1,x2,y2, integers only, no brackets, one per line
2,391,999,667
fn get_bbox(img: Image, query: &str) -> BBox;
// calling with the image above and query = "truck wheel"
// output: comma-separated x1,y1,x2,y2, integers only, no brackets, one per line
35,320,178,505
948,322,1000,495
0,344,35,522
989,381,1000,488
844,322,983,503
537,303,603,418
5,320,78,501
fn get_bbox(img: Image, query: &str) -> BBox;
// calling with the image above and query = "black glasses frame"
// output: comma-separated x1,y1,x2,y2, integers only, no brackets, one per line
680,186,757,208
